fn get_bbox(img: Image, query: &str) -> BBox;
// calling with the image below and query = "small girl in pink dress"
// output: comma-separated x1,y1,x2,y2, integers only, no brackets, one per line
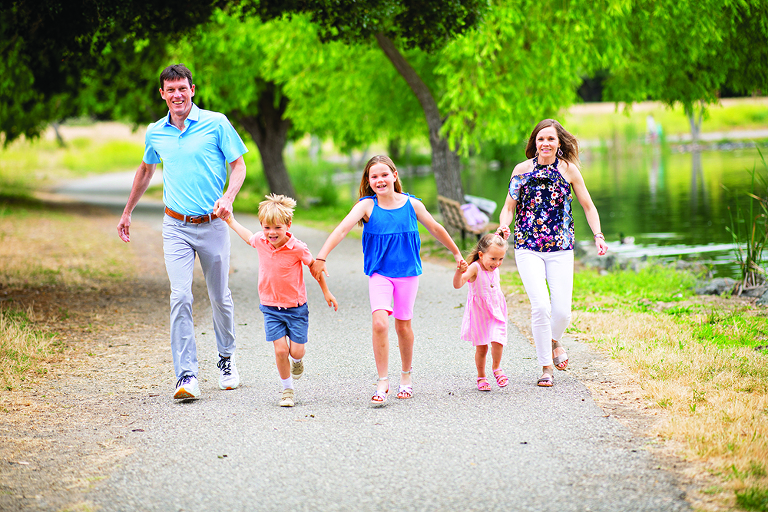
453,233,509,391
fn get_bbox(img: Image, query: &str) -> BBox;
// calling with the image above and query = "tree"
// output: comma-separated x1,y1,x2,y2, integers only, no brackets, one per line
254,0,487,202
604,0,768,143
171,8,425,198
254,0,627,204
0,0,231,143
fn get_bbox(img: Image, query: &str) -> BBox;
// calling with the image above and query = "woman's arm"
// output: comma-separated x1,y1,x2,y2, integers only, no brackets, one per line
310,199,373,279
567,163,608,256
411,198,465,267
225,214,256,245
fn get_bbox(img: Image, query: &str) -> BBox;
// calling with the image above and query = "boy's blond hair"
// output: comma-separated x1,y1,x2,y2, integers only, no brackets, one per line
258,194,296,226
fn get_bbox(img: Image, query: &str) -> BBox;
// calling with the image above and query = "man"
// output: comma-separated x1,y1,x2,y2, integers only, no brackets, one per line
117,64,247,399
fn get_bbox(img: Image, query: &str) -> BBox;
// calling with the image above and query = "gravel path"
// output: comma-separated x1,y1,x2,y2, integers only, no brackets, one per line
74,196,690,512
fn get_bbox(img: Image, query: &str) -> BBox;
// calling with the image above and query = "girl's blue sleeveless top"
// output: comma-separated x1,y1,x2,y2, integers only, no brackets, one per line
361,194,422,277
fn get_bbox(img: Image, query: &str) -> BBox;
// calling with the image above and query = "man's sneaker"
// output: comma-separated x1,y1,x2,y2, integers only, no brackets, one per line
217,355,240,390
290,359,304,380
174,375,200,399
279,388,295,407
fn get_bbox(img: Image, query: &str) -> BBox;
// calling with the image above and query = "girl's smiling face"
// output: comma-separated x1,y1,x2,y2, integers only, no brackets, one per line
478,244,506,271
368,163,398,196
261,221,291,249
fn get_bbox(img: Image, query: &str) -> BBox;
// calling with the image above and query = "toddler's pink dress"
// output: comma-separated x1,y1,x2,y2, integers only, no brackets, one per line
461,262,508,346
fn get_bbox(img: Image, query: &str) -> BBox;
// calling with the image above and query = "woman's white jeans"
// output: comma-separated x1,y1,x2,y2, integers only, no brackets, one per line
514,249,574,367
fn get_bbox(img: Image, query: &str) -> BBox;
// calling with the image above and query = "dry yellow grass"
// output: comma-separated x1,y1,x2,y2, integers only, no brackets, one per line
0,201,138,391
574,308,768,503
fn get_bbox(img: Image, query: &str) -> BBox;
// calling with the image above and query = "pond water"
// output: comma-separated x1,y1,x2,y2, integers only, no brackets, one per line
395,145,767,278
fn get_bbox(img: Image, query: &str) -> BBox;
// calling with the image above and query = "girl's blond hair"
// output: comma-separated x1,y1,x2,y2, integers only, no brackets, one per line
467,233,508,263
258,194,296,226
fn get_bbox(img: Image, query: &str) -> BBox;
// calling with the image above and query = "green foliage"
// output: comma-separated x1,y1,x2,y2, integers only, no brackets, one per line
0,0,234,142
605,0,768,128
254,0,487,53
438,0,628,153
736,486,768,512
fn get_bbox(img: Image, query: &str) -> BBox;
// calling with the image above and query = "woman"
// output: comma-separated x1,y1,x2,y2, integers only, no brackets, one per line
497,119,608,387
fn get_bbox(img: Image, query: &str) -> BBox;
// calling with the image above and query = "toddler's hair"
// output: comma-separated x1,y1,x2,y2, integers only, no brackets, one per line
467,233,509,263
258,193,296,226
358,155,403,199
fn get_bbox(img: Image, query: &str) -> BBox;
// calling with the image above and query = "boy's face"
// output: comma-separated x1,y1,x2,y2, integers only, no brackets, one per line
261,220,291,249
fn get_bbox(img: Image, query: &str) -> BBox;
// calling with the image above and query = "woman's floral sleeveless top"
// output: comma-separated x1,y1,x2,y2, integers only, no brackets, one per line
508,157,574,252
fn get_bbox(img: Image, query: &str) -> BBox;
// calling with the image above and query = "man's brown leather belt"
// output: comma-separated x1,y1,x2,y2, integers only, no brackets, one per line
164,207,218,224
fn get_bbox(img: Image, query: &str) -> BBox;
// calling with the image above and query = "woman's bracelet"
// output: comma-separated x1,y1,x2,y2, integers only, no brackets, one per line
593,232,605,240
316,258,326,262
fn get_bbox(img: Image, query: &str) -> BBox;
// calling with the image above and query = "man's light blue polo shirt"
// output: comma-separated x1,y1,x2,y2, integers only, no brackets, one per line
143,104,248,216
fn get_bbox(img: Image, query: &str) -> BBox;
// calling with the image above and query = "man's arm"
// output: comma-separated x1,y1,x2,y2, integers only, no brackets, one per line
117,161,158,242
213,156,246,220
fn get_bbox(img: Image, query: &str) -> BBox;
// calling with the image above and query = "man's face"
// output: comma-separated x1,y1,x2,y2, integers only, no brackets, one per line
160,78,195,119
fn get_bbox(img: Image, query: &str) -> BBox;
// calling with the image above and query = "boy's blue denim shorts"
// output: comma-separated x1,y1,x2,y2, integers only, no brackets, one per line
259,303,309,344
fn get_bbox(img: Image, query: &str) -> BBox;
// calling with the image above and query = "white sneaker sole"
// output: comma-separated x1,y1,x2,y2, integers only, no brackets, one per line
219,380,239,390
173,387,200,399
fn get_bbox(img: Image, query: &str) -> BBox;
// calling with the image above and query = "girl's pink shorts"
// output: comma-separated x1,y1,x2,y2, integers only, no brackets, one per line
368,273,419,320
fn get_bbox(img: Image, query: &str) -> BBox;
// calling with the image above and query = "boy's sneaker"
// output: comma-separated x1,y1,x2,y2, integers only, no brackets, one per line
217,355,240,390
174,375,200,399
279,388,295,407
290,359,304,380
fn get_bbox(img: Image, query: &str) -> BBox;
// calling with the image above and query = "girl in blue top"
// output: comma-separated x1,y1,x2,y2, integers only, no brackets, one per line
311,155,466,406
497,120,608,388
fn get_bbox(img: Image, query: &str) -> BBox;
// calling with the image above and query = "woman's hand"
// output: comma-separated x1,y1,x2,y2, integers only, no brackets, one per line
496,225,510,240
594,234,608,256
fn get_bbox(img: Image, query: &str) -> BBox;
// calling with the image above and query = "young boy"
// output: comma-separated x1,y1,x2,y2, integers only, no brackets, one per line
226,194,338,407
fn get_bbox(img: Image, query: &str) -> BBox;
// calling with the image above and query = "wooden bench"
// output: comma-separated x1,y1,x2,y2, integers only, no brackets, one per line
437,195,500,247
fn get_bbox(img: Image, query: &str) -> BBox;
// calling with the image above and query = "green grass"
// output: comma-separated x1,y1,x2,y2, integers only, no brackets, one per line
570,262,768,351
572,263,700,307
736,486,768,512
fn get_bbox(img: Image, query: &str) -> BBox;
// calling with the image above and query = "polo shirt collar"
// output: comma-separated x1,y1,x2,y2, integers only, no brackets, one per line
164,103,200,128
259,231,296,251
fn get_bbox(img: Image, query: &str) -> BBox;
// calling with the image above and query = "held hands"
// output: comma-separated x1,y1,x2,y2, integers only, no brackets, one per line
457,259,469,273
213,197,233,221
496,225,511,240
310,259,327,280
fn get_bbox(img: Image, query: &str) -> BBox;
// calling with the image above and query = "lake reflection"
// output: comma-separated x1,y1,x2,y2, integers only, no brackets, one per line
399,145,767,278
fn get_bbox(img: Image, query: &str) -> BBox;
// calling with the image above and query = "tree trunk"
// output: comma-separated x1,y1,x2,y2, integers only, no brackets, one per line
375,32,465,203
232,81,295,198
685,100,704,145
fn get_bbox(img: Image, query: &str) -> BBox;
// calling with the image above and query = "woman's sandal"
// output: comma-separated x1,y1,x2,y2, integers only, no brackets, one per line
477,377,491,391
492,368,509,388
552,339,569,371
371,377,389,406
397,368,413,399
537,368,554,387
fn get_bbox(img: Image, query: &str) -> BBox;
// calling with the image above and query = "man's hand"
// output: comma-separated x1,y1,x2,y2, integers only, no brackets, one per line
117,213,132,242
213,197,233,221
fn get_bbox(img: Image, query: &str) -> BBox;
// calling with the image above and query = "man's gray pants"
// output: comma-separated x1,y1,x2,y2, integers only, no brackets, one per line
162,215,236,379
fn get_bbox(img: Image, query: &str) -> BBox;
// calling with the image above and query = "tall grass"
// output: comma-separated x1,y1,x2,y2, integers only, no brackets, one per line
726,150,768,292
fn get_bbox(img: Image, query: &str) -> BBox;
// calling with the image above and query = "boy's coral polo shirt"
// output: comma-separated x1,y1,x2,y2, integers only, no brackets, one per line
251,232,313,308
